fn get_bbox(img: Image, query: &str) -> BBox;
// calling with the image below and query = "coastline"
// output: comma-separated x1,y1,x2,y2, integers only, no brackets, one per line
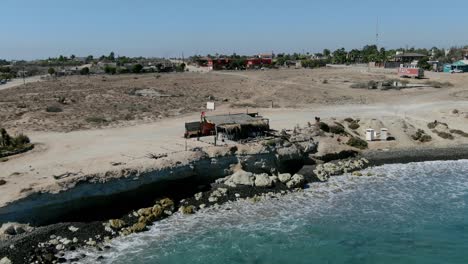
362,145,468,166
1,145,468,263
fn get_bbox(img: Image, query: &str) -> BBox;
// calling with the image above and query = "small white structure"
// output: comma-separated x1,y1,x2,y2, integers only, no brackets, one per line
206,102,215,110
380,128,388,141
366,129,375,141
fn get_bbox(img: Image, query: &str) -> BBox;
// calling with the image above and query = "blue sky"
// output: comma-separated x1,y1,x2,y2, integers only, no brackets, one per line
1,0,467,60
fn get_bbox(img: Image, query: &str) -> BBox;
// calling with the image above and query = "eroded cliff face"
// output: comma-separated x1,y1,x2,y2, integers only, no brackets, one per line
0,142,309,225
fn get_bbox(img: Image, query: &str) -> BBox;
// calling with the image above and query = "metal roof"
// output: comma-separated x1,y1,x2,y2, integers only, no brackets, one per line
205,113,263,126
394,53,427,58
452,60,468,66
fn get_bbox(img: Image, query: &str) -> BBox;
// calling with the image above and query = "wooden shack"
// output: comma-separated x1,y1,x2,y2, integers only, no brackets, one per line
184,113,269,141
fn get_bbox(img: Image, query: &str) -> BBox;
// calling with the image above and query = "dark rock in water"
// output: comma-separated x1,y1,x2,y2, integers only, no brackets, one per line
97,255,105,260
42,253,55,262
57,257,67,263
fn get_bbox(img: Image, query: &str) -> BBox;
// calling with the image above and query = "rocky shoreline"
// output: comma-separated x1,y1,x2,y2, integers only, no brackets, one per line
1,143,468,263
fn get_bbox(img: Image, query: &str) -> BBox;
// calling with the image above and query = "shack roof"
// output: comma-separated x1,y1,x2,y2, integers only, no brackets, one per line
452,60,468,66
185,121,200,131
205,113,265,126
394,53,427,58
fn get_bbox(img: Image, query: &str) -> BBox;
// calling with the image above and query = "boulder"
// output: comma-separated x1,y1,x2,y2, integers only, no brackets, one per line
68,226,79,233
269,175,278,182
179,205,196,215
152,205,163,217
286,174,306,188
109,219,126,229
312,167,330,182
194,192,203,201
2,225,15,236
0,223,33,236
0,257,12,264
278,173,292,183
225,170,254,187
254,173,273,188
131,222,147,233
158,198,175,211
137,207,153,217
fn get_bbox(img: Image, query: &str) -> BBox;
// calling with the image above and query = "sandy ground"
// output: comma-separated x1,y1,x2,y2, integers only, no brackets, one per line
0,75,44,91
1,67,468,207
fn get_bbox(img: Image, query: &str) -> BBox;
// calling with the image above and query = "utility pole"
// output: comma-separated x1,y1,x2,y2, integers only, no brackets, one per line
376,17,380,49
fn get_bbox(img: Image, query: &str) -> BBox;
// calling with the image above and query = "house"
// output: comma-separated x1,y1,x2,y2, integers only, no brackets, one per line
185,113,270,141
443,60,468,73
393,52,427,64
384,52,427,68
246,58,272,69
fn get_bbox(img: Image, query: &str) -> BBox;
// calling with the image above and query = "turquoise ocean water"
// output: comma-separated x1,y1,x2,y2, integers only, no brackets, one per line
77,160,468,264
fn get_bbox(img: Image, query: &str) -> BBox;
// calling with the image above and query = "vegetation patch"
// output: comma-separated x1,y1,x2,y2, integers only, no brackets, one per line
318,122,330,133
46,105,63,113
329,125,345,134
411,129,432,142
432,130,454,140
347,137,368,149
85,116,108,124
0,128,34,158
449,129,468,138
348,121,360,130
423,81,453,88
427,121,448,129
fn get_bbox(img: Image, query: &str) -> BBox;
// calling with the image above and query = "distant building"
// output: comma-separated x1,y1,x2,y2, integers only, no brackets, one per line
393,53,427,64
384,52,427,68
443,60,468,73
246,58,272,69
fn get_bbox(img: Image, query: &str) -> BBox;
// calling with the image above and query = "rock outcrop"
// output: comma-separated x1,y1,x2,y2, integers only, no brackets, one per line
254,173,274,188
312,158,369,182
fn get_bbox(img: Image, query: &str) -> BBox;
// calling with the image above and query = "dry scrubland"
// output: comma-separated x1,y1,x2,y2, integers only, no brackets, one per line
2,67,466,133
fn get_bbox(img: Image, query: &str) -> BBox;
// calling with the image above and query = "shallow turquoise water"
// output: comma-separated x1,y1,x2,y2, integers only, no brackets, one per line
82,160,468,264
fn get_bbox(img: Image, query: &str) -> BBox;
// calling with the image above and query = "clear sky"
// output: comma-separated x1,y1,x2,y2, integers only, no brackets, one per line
1,0,467,60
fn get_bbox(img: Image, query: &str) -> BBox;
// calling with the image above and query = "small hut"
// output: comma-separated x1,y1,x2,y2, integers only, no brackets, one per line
185,113,269,141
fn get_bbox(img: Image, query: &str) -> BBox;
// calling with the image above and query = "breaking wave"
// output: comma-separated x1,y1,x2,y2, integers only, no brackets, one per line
72,160,468,264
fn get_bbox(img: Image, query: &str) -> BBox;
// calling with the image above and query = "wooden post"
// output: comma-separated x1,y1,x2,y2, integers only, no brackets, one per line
214,126,218,146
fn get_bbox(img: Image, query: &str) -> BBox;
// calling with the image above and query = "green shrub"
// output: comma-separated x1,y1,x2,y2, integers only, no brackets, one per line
319,122,330,132
411,129,432,142
424,81,453,88
85,116,108,124
434,130,454,140
13,134,30,146
348,122,360,130
347,137,368,149
46,106,63,113
411,129,423,141
419,134,432,142
329,125,345,134
427,122,436,129
350,82,367,89
449,129,468,137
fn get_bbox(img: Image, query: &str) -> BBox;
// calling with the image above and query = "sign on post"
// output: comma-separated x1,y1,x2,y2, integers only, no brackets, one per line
207,102,215,110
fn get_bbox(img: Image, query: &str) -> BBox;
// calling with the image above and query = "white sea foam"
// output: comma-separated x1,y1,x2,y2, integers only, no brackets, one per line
68,160,468,263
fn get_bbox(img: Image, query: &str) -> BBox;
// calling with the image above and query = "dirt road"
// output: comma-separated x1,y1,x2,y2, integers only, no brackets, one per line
0,75,44,91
